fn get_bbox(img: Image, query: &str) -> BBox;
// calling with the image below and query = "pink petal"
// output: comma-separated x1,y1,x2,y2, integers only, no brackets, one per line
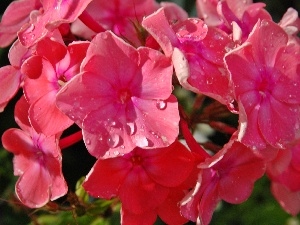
29,91,73,135
258,96,300,148
14,95,31,131
2,128,35,156
16,161,51,208
119,166,169,214
131,95,179,148
271,182,300,216
0,65,21,112
121,207,157,225
247,20,288,67
142,8,179,57
137,47,173,100
157,189,188,225
144,141,194,187
82,104,135,158
83,157,131,199
0,0,41,47
21,55,43,79
18,0,93,47
24,58,58,103
237,92,267,150
56,71,116,126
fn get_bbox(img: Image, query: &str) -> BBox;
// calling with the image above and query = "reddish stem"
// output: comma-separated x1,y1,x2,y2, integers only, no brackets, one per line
179,106,210,160
78,10,106,33
59,131,83,150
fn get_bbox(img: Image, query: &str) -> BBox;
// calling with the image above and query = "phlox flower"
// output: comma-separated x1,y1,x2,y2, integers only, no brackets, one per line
82,141,194,225
18,0,93,47
180,138,265,225
56,30,179,158
225,19,300,150
196,0,272,42
21,36,89,135
0,0,42,47
0,40,30,112
267,142,300,216
1,96,67,208
142,8,233,105
71,0,159,46
278,8,300,45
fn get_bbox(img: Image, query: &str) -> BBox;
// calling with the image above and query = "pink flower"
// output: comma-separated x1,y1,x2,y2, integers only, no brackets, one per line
82,141,194,224
17,0,93,47
0,0,42,47
267,142,300,215
142,8,233,105
1,96,67,208
0,40,33,112
56,30,179,158
71,0,159,46
181,138,265,225
21,36,89,135
225,20,300,150
196,0,272,42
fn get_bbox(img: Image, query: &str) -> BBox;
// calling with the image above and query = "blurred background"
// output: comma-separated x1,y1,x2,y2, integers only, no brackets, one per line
0,0,299,224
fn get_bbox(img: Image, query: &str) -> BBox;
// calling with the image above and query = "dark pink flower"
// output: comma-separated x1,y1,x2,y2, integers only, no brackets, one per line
56,31,179,158
18,0,93,47
181,138,265,225
83,141,194,224
196,0,272,42
71,0,159,46
225,20,300,150
0,0,42,47
142,8,233,105
1,96,67,208
22,37,89,135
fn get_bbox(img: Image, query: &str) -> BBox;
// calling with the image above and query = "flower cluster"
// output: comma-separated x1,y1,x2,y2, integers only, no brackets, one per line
0,0,299,224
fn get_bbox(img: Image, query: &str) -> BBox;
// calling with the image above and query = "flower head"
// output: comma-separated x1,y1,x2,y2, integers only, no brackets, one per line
56,31,179,158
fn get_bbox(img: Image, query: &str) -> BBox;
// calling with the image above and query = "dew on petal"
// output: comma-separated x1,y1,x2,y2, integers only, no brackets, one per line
107,133,120,148
135,135,148,147
156,100,167,110
85,138,91,145
113,151,119,156
126,122,136,135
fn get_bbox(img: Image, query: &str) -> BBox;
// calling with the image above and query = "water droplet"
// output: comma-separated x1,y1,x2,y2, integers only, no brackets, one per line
113,151,119,156
156,100,167,110
24,24,35,34
85,138,91,145
120,145,125,149
227,100,239,114
126,122,136,135
107,134,120,148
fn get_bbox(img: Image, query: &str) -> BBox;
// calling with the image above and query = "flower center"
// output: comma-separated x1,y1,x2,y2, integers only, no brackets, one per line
131,155,143,165
118,89,132,104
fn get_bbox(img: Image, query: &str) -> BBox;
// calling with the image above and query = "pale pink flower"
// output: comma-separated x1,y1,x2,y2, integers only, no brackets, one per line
56,31,179,158
225,20,300,150
1,96,67,208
